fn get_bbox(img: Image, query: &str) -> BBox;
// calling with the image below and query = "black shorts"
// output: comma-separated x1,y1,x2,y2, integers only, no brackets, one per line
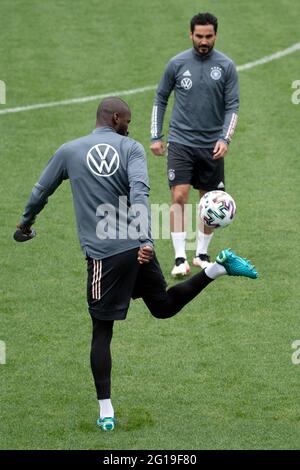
167,142,225,191
87,248,167,321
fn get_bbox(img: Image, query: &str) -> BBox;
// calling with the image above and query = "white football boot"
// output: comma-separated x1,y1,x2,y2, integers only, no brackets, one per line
192,254,213,270
171,257,190,277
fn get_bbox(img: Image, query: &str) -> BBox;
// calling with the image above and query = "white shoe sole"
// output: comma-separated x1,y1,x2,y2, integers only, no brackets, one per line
171,261,190,277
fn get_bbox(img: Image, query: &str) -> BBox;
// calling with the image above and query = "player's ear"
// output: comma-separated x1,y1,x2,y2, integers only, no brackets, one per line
112,112,120,125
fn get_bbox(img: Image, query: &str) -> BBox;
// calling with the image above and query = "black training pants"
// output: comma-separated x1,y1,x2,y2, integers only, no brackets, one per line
90,269,213,399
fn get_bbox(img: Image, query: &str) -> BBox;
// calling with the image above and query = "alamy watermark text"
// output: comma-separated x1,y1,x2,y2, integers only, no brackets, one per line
291,80,300,104
0,80,6,104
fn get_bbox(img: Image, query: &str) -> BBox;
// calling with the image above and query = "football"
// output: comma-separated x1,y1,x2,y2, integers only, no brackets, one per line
199,190,236,228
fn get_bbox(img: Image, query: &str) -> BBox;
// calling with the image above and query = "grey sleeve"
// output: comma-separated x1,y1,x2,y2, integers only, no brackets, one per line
151,60,176,141
127,142,153,247
20,145,69,226
219,62,239,143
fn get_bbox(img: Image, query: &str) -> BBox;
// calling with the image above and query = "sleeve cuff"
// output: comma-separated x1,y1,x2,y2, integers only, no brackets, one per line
150,135,164,142
219,138,230,145
140,240,154,248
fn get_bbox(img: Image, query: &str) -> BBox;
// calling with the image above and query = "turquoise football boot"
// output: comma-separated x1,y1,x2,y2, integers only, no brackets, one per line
96,416,115,431
216,249,258,279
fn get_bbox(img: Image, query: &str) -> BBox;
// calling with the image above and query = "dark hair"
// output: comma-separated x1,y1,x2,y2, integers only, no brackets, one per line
190,12,218,33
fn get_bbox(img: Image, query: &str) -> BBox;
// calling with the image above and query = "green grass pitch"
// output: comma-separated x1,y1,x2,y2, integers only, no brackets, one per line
1,0,300,450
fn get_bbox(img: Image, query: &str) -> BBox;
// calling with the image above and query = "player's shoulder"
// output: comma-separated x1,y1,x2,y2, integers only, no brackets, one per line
55,132,145,158
120,136,146,155
212,49,236,67
58,134,91,152
168,48,194,66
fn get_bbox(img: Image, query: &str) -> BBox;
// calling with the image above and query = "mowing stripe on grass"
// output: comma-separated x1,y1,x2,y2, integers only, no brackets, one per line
0,42,299,116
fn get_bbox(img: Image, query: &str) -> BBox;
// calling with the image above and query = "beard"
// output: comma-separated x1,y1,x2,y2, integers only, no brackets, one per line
193,41,214,56
116,125,129,136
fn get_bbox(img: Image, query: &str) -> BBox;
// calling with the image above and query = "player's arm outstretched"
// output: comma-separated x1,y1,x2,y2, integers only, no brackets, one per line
13,145,68,242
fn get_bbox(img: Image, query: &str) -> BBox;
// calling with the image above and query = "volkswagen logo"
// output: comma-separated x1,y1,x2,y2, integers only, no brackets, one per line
180,77,193,90
86,143,120,177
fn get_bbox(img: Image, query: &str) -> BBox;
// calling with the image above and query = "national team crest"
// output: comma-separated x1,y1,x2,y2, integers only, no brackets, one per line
180,77,193,90
210,66,222,80
168,169,175,181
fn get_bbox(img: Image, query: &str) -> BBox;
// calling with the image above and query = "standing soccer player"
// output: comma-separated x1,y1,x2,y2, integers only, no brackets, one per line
14,98,256,432
150,12,239,276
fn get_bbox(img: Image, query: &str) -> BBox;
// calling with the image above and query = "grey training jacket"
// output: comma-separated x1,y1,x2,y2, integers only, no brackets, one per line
151,48,239,148
20,127,153,259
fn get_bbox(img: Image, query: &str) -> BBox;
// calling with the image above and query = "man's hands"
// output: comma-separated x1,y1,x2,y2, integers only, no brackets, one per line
13,224,36,242
213,140,228,159
137,245,154,264
150,140,166,156
151,140,227,159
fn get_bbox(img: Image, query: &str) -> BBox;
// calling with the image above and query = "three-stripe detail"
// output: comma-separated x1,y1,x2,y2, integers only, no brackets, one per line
92,260,102,300
151,105,158,139
225,112,238,142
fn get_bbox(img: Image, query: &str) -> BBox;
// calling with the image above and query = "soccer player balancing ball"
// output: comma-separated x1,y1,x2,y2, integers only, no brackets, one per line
199,190,236,229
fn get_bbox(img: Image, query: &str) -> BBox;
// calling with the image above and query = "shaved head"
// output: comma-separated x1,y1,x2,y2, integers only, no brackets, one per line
96,97,131,135
97,97,130,122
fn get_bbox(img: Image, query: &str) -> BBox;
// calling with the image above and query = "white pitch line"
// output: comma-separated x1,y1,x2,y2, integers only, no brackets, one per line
236,41,300,71
0,85,157,116
0,42,299,116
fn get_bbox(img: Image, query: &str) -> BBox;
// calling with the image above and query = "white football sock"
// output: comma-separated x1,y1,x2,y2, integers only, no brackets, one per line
196,230,214,255
171,232,187,259
205,262,227,279
99,399,114,419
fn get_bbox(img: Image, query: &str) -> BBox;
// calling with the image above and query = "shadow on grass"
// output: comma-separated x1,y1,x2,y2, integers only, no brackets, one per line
78,407,154,435
117,408,155,432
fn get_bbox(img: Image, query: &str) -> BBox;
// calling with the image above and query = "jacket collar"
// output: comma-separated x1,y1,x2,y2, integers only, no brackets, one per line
93,126,117,134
